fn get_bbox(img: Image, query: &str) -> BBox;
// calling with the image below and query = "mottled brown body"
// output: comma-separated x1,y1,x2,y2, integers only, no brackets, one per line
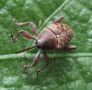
38,23,72,49
10,16,76,75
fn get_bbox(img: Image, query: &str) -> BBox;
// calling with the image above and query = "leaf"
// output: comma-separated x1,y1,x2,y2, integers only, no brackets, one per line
0,0,92,89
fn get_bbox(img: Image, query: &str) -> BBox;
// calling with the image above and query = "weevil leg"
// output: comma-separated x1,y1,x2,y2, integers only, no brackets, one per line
13,19,38,35
63,45,76,51
10,30,36,43
54,16,64,23
24,50,41,73
36,50,49,76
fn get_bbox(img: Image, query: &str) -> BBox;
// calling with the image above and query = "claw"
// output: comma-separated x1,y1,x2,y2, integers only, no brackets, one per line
23,64,31,73
35,71,39,77
9,34,16,43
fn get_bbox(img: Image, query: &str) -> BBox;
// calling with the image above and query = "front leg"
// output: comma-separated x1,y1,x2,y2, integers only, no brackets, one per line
24,50,41,73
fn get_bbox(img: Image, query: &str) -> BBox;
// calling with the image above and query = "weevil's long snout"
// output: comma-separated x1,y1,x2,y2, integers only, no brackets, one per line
16,45,37,54
16,40,43,54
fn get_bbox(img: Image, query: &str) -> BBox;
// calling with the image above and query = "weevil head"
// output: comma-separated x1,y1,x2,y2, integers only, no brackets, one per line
36,39,56,49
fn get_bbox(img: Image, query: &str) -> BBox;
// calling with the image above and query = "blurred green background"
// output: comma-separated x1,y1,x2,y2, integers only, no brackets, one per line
0,0,92,90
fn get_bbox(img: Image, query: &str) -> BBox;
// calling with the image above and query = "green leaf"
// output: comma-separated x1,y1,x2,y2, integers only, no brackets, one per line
0,0,92,89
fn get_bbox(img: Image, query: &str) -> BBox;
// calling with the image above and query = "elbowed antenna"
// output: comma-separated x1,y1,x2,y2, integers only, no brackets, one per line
16,45,37,54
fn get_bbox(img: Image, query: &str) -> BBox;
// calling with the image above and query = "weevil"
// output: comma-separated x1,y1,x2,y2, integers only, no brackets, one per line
10,16,76,75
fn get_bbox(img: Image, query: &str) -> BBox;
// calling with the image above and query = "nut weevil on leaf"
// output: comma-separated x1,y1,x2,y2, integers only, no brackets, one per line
10,16,76,75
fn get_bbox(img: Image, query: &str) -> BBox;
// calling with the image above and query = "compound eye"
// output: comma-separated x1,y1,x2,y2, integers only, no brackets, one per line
36,40,43,47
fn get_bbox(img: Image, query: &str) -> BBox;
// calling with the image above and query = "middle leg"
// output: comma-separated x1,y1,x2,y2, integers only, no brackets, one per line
36,50,49,75
13,19,38,35
24,49,41,73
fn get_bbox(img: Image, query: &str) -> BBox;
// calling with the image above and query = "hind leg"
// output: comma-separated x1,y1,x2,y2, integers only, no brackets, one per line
54,16,64,23
63,45,76,51
13,18,38,35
